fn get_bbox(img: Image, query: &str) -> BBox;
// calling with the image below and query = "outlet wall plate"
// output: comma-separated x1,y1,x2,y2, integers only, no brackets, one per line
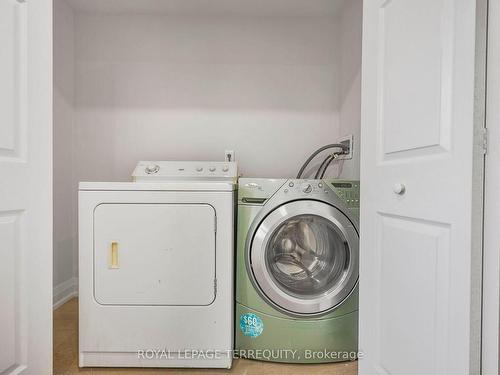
337,135,353,160
225,150,235,162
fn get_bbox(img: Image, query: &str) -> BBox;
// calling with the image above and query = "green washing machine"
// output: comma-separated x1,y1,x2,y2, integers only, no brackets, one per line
236,178,359,364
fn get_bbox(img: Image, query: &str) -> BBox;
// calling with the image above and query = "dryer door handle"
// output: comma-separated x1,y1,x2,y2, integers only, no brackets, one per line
110,241,119,269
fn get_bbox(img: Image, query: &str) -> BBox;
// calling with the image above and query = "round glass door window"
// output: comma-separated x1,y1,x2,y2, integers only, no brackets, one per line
266,214,349,298
249,200,358,316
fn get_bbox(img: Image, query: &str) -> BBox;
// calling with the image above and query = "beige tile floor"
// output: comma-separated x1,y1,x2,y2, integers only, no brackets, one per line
54,299,357,375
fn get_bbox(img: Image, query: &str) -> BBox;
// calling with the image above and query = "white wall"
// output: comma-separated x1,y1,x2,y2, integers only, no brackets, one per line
336,0,363,180
53,0,78,307
73,13,342,180
52,2,362,291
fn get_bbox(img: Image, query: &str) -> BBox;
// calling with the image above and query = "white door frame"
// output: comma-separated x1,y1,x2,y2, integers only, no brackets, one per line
482,0,500,373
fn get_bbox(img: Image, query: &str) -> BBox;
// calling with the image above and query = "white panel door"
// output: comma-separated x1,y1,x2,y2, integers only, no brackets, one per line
359,0,482,374
0,0,52,374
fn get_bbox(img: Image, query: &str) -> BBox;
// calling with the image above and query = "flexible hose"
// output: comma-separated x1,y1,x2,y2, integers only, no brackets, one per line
319,153,339,179
296,143,348,179
314,154,334,179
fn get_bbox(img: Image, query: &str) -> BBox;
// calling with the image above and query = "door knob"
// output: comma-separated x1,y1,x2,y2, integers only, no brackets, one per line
393,183,406,195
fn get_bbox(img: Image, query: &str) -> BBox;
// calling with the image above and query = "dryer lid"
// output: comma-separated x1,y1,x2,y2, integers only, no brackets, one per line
79,181,236,191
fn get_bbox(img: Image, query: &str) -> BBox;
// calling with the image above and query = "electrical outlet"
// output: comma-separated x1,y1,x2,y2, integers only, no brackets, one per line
225,150,235,162
337,135,353,160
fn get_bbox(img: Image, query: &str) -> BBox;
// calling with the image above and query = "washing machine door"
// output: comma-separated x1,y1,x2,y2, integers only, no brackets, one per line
249,200,358,316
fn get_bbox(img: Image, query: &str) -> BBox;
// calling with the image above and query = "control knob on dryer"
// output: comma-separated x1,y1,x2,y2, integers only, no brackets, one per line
145,164,160,174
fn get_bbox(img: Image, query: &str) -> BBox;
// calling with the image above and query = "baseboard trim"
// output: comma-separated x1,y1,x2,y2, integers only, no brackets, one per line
53,277,78,309
79,351,232,369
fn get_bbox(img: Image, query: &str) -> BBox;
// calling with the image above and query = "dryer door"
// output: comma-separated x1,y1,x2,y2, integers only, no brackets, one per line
93,203,216,306
249,200,358,316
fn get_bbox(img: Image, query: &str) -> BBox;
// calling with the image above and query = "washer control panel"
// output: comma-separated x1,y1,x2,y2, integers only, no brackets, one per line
327,180,360,209
132,161,238,182
283,180,327,196
282,179,360,209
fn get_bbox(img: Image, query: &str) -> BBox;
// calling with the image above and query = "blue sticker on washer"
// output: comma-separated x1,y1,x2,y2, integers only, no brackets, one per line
240,313,264,338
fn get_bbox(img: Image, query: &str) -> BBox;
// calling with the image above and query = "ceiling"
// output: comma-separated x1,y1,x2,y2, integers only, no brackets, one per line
66,0,347,16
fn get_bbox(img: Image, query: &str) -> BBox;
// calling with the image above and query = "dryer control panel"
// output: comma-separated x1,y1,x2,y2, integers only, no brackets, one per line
132,161,238,182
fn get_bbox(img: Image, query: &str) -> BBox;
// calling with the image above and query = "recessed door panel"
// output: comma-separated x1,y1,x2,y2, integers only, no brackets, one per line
0,211,25,374
0,0,27,160
94,203,216,306
379,0,453,159
377,214,449,375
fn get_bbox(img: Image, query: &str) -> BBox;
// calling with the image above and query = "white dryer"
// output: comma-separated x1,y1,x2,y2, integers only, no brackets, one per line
78,161,237,368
